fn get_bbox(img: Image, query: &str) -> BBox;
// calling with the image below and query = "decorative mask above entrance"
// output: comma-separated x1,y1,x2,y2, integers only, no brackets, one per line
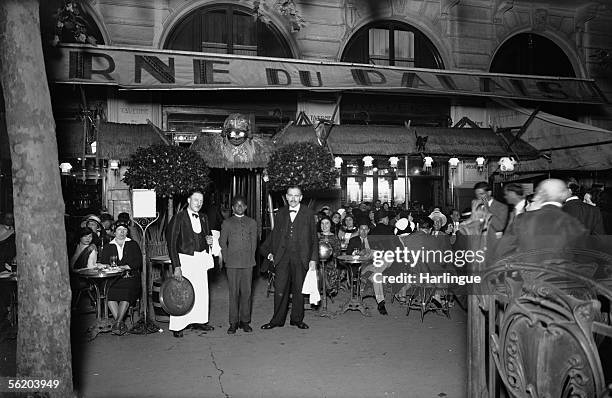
223,113,251,146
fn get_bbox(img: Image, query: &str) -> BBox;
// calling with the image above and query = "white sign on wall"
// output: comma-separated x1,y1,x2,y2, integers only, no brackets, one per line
296,101,340,124
455,161,488,188
132,189,157,218
107,97,161,125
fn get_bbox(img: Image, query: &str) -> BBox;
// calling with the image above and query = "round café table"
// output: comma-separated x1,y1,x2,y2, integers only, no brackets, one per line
336,255,371,316
75,266,127,340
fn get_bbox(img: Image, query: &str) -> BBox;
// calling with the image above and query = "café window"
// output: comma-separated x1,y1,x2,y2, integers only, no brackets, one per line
342,21,444,69
164,4,293,58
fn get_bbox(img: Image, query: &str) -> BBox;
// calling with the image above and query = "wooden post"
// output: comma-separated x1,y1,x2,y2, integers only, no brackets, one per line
404,155,410,209
267,193,275,230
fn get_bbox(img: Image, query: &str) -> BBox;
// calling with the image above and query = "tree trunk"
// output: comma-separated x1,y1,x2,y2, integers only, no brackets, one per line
0,1,74,396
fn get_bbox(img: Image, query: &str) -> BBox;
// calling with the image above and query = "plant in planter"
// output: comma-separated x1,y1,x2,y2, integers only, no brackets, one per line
124,144,212,225
266,142,338,193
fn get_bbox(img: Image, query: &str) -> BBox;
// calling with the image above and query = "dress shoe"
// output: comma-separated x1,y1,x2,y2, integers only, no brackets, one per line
240,322,253,333
289,321,309,329
227,324,238,334
173,330,184,338
377,301,388,315
191,323,214,332
260,323,281,330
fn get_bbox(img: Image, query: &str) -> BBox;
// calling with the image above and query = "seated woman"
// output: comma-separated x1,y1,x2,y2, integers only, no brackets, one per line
318,216,341,296
330,212,343,236
69,227,98,309
80,214,111,254
99,221,142,335
338,214,359,250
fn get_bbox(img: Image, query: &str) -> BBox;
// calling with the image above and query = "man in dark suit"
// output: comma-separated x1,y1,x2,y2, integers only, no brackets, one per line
166,189,215,338
369,210,394,236
474,181,508,255
496,179,589,263
347,223,391,315
503,183,527,233
219,195,257,334
563,179,605,235
260,186,318,330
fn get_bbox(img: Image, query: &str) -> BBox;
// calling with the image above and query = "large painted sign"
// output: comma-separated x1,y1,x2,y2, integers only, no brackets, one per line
47,44,608,104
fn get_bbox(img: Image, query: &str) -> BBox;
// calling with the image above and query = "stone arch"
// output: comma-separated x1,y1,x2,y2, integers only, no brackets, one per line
155,0,300,58
489,27,587,78
337,15,453,69
80,2,112,45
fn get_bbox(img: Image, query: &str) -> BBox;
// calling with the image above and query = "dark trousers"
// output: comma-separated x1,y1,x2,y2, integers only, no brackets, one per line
226,267,253,325
270,252,305,325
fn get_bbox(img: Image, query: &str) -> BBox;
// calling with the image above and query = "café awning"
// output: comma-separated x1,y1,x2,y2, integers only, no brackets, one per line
48,44,608,104
56,120,167,161
275,125,540,158
490,99,612,171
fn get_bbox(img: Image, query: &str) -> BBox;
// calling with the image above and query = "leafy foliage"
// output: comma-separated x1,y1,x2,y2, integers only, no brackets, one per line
123,145,212,198
253,0,306,32
52,1,98,46
267,143,338,192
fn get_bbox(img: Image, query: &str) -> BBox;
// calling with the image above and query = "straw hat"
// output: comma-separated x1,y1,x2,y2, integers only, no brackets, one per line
428,208,447,225
80,214,102,229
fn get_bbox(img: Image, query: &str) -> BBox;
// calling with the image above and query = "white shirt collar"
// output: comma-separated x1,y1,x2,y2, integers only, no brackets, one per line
515,199,526,212
187,208,199,216
234,214,244,218
566,196,579,202
540,201,562,208
289,204,300,212
110,237,131,245
487,198,493,206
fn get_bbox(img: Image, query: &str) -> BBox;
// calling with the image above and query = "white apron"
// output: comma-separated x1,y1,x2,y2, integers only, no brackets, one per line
169,250,214,331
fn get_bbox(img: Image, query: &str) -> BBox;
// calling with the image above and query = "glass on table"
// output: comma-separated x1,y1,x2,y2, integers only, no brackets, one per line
109,255,118,268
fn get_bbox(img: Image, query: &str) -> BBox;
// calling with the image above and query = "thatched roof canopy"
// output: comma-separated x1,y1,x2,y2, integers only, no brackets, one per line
191,134,274,169
275,125,539,158
56,121,166,161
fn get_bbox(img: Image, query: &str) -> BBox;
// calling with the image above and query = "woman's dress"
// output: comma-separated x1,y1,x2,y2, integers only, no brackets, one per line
318,233,341,296
99,239,142,305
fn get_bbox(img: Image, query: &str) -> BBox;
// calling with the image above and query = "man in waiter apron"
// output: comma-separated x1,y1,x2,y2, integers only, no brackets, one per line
167,189,215,338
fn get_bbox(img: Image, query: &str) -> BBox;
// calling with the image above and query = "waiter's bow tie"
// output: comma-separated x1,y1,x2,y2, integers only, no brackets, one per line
192,213,199,219
289,209,297,213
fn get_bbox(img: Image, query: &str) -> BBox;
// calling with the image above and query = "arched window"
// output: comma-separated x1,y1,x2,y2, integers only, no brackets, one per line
490,33,575,77
341,21,444,69
491,33,579,119
164,4,292,58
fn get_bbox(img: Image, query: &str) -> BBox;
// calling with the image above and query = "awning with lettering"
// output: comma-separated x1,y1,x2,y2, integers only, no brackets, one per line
489,99,612,171
274,125,540,158
47,44,608,104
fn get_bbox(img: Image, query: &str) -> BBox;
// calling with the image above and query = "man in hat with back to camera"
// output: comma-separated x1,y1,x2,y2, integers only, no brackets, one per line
166,189,216,338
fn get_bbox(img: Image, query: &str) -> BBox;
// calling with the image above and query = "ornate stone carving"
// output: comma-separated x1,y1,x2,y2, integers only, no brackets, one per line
532,8,547,31
392,0,409,16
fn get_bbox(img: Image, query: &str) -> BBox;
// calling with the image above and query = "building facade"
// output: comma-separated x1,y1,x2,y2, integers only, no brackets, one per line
43,0,612,219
